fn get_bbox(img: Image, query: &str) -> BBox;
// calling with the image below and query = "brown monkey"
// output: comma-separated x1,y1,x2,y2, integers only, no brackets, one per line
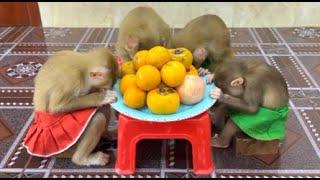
168,14,233,72
116,6,171,61
23,47,118,166
209,59,289,148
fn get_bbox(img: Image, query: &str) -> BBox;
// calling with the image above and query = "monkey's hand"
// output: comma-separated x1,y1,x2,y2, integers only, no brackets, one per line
99,90,117,106
210,87,224,100
205,73,215,84
198,67,210,76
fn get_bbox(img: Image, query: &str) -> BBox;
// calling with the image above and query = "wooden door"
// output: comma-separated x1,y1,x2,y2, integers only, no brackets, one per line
0,2,42,26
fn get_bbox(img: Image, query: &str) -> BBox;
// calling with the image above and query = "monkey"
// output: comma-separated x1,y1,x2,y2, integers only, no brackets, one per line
115,6,171,61
168,14,233,73
23,47,119,166
209,59,289,148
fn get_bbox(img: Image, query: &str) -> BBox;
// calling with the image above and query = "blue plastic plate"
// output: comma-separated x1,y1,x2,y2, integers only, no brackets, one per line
110,76,216,122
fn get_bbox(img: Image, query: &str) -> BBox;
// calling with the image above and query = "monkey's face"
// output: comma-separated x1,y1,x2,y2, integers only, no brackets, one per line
124,47,137,60
89,67,111,87
192,47,208,68
88,58,118,90
225,82,244,98
122,36,139,60
215,77,244,98
214,67,244,97
214,63,245,98
89,48,119,88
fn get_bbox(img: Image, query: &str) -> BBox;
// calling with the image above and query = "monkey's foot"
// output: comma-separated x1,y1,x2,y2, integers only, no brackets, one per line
72,152,110,166
211,136,230,148
87,152,110,166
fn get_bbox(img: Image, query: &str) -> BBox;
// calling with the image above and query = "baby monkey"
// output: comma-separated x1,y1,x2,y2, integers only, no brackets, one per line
23,48,118,166
209,60,289,148
169,14,233,72
116,6,171,61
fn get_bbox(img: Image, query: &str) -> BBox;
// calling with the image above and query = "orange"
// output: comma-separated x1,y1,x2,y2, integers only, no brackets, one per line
161,61,186,87
123,86,146,109
133,50,149,70
120,61,136,77
136,65,161,91
146,46,171,69
119,74,137,95
168,47,193,70
147,85,180,115
187,65,199,76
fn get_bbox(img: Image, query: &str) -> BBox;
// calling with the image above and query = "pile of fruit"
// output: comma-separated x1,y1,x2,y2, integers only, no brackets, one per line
119,46,206,115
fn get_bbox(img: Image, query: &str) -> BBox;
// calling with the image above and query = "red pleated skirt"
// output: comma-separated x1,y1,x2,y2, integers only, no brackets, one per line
23,108,97,157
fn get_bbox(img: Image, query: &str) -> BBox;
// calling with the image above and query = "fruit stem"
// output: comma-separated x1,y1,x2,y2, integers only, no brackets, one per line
159,84,175,95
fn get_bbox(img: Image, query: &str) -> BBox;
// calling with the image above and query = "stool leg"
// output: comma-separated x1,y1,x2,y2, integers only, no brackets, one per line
191,138,214,175
115,135,137,175
190,114,214,175
115,115,138,175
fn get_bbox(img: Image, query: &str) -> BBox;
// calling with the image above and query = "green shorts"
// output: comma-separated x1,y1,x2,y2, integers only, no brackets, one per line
231,105,289,141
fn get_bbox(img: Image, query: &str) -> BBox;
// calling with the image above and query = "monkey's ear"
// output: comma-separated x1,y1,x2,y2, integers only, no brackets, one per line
230,77,244,87
126,36,139,50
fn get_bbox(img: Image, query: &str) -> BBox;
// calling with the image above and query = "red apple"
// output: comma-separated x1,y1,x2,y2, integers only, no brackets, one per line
176,75,206,105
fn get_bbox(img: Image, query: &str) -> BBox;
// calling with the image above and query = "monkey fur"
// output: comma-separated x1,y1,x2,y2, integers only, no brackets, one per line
116,6,171,61
168,14,233,72
210,59,289,148
33,47,118,166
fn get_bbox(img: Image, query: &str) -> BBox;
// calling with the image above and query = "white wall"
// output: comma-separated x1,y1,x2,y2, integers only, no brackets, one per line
39,2,320,28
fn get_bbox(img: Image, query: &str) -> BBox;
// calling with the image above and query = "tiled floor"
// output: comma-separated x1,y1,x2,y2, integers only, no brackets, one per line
0,26,320,178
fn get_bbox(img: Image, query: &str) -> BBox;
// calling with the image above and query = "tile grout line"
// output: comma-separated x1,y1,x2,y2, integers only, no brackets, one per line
248,28,271,65
13,27,30,43
288,87,320,90
1,54,304,57
101,28,111,44
73,28,92,51
0,106,312,110
272,28,320,88
104,28,116,47
1,167,318,175
82,28,95,44
0,27,13,40
0,113,35,168
5,53,53,56
2,167,320,174
289,100,320,158
0,27,34,62
0,168,46,173
268,27,283,43
0,87,34,89
3,53,288,57
17,155,33,178
216,168,320,175
0,106,33,109
43,158,56,178
270,28,314,89
185,141,190,178
250,28,263,43
14,42,107,45
299,109,320,143
160,140,167,178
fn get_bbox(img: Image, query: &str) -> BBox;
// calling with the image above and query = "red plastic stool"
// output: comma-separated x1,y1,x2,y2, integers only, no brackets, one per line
115,111,214,175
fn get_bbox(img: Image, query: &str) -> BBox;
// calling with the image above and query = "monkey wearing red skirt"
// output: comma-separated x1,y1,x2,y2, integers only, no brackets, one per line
23,48,118,166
